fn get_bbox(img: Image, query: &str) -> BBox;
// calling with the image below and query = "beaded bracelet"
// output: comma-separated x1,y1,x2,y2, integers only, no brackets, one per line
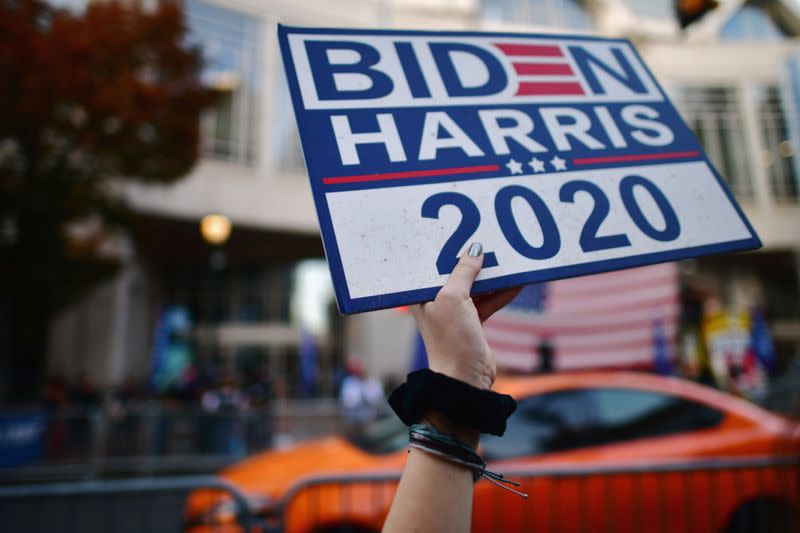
408,424,528,498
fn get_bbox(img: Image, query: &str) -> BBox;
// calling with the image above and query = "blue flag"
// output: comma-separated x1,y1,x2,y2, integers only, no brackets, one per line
750,308,776,375
652,318,673,375
410,332,428,372
299,330,318,396
150,306,191,391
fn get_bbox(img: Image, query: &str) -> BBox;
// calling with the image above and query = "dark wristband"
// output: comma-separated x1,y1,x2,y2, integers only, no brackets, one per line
388,369,517,436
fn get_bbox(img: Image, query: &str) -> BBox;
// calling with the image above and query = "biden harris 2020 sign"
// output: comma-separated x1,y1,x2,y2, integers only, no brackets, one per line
278,26,760,314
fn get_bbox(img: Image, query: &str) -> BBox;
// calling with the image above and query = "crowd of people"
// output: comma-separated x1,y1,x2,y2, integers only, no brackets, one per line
32,354,392,466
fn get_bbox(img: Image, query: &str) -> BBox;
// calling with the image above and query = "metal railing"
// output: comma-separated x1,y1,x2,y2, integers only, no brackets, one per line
273,456,800,533
1,457,797,532
1,400,343,482
0,475,259,533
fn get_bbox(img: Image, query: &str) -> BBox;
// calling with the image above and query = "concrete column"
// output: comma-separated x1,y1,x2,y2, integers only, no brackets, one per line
105,268,132,389
740,82,773,209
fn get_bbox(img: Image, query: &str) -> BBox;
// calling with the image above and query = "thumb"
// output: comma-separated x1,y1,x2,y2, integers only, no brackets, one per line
442,242,484,298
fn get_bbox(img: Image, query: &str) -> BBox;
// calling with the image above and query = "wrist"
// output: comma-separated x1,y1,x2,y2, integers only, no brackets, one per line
422,410,480,449
428,359,494,391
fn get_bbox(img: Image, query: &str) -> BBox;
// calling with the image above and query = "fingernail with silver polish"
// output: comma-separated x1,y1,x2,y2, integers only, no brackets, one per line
468,242,483,257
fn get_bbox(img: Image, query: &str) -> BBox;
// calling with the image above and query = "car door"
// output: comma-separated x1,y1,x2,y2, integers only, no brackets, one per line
471,387,728,533
471,388,597,532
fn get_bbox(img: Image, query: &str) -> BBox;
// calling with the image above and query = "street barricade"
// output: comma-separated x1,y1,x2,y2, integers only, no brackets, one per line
2,457,797,532
273,457,799,533
0,475,259,533
0,401,342,482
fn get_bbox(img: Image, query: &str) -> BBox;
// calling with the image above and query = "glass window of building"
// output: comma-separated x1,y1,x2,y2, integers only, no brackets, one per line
273,67,306,174
481,0,593,30
674,86,753,200
755,85,799,202
624,0,674,20
185,0,261,164
720,5,788,41
166,259,339,398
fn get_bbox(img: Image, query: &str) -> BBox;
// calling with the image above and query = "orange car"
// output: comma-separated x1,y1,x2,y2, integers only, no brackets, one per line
186,372,800,532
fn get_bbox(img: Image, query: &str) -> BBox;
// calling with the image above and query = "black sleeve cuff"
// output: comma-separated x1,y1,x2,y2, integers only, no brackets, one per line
388,368,517,436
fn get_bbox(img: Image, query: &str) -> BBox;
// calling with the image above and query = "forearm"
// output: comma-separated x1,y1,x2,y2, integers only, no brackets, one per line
382,245,519,533
383,447,474,533
382,411,479,533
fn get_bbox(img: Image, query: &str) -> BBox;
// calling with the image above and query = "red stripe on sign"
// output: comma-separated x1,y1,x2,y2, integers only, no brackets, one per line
513,63,574,76
494,43,563,57
516,81,584,95
322,164,500,185
572,151,702,165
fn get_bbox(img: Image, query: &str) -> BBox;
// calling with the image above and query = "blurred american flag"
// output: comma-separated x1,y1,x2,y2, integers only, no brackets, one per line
484,263,679,372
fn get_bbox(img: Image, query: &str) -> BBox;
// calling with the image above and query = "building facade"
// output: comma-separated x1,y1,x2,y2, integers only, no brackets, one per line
47,0,800,393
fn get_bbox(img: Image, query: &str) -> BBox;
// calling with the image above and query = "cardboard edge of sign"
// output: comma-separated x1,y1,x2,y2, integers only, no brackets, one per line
276,24,763,316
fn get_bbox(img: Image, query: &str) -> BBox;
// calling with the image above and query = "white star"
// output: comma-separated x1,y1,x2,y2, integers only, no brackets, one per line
550,155,567,171
528,157,546,173
506,158,523,174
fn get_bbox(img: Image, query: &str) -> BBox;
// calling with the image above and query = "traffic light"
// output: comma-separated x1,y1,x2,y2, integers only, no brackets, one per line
675,0,719,29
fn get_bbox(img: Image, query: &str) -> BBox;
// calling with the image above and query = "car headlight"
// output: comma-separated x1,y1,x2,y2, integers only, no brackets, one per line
206,494,277,525
208,499,239,525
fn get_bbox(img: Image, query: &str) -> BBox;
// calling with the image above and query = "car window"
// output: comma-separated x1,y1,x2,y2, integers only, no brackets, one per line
482,387,724,461
591,388,724,443
481,389,596,460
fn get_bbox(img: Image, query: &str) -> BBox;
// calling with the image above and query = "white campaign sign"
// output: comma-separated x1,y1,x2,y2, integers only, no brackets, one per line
328,161,750,298
278,26,761,313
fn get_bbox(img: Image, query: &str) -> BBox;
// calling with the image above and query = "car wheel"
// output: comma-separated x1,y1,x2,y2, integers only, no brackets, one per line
725,498,799,533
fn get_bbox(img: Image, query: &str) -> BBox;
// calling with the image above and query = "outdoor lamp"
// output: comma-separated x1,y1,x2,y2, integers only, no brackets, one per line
200,213,232,245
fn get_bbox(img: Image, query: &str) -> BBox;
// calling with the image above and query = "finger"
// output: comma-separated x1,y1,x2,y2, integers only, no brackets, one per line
475,286,523,322
409,304,422,320
441,242,484,299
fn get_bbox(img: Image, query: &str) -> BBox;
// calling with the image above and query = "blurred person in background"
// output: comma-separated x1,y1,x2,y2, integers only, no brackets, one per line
200,371,249,456
536,337,554,374
340,358,384,430
244,362,273,450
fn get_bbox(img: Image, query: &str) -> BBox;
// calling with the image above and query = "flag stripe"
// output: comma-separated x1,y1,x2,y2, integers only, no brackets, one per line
489,308,679,335
489,294,679,328
485,323,678,351
513,63,574,76
558,348,665,369
551,274,677,300
485,263,679,371
516,81,584,96
489,329,678,357
547,290,677,314
490,305,678,331
551,264,675,295
494,43,563,57
495,345,667,371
